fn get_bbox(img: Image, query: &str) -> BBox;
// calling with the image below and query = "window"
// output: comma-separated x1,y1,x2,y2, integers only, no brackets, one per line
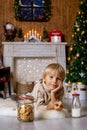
14,0,51,21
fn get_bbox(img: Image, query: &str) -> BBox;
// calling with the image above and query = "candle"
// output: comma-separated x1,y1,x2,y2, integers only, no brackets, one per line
24,35,26,38
29,30,31,36
40,36,41,40
37,33,39,38
35,30,37,36
53,36,58,42
24,35,27,42
27,33,29,38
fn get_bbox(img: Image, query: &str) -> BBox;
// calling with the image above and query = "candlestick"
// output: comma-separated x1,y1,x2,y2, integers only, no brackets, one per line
24,35,27,42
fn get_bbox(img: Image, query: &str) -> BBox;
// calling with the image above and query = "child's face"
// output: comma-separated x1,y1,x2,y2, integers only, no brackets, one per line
43,70,62,91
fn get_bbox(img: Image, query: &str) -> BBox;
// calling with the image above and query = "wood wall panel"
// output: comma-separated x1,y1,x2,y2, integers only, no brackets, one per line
0,0,79,46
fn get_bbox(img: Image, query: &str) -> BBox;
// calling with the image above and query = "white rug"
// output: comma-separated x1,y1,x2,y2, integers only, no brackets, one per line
35,109,69,120
0,98,17,116
0,98,70,119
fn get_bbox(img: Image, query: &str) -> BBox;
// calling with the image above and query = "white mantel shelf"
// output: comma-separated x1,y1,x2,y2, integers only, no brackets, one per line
2,42,67,57
2,42,67,69
2,42,67,90
2,42,67,45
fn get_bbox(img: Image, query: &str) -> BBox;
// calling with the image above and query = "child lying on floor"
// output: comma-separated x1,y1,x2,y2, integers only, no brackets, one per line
31,63,65,112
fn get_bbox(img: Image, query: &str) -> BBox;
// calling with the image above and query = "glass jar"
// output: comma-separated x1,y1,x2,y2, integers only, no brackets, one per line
17,95,34,122
71,93,81,118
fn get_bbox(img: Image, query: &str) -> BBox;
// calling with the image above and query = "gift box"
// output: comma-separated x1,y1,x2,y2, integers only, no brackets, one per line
49,29,62,42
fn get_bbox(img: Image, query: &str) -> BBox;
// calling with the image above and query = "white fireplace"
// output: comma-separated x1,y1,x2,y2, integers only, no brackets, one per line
2,42,67,91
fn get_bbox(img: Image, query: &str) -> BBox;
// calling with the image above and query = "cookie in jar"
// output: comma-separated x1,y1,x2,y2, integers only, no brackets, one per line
17,95,34,122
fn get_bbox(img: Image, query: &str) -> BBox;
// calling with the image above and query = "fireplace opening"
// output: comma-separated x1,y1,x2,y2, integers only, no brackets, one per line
14,57,56,93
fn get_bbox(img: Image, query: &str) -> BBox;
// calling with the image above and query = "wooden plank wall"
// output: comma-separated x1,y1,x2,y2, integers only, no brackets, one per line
0,0,79,46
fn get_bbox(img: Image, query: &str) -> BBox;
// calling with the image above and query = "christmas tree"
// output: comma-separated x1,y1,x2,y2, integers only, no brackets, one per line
65,0,87,84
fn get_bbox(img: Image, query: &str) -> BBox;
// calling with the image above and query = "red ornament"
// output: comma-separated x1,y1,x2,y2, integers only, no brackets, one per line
49,29,62,42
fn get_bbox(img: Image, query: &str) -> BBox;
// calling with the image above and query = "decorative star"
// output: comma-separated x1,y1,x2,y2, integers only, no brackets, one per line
79,72,84,77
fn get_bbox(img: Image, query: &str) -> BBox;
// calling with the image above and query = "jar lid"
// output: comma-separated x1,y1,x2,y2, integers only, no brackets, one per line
72,93,80,96
18,94,34,101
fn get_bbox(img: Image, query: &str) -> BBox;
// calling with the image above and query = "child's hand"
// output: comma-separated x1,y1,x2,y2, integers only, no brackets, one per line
51,80,63,93
47,101,63,111
50,80,63,104
47,104,54,110
54,101,63,111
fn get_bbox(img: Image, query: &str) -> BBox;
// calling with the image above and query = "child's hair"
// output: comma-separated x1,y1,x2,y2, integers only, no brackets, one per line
43,63,65,81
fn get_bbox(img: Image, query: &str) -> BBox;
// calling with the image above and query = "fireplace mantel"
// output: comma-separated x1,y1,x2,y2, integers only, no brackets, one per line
2,42,67,91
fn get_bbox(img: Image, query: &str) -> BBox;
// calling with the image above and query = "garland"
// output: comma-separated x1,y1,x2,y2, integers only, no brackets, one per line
14,0,20,20
14,0,51,21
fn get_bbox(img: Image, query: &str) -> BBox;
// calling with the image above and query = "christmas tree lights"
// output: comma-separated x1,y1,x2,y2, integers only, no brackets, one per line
65,0,87,84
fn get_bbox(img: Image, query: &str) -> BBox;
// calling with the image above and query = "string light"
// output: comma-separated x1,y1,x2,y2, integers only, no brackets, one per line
76,53,80,57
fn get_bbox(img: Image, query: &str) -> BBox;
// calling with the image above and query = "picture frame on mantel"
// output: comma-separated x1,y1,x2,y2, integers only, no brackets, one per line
14,0,51,22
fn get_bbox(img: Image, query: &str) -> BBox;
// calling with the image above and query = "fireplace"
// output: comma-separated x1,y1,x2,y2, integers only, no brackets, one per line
2,42,67,92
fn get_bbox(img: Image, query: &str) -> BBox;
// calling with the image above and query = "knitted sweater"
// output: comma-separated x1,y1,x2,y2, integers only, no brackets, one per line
32,80,64,111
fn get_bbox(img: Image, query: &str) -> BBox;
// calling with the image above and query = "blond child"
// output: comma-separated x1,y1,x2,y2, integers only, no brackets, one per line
32,63,65,111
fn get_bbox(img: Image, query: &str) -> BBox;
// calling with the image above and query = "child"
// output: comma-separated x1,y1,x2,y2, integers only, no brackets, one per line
32,63,65,112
